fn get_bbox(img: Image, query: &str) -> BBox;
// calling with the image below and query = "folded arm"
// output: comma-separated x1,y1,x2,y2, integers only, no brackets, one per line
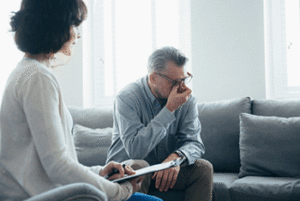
174,98,205,165
115,96,176,159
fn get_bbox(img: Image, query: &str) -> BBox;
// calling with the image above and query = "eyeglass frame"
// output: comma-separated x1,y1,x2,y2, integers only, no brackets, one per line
154,72,193,87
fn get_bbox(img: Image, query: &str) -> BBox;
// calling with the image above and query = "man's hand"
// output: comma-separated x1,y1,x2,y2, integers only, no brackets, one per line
152,153,181,192
166,83,192,113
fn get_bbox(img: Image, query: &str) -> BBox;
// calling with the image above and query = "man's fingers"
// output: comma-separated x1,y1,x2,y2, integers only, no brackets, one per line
152,172,157,179
163,170,174,192
170,171,178,189
181,88,192,101
171,85,180,94
159,171,169,192
182,86,192,96
155,171,163,189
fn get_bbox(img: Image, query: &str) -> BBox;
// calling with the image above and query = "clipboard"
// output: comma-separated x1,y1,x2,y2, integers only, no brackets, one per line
111,157,186,183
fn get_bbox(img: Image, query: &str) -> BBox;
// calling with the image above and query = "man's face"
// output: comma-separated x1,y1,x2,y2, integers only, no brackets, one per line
152,61,188,100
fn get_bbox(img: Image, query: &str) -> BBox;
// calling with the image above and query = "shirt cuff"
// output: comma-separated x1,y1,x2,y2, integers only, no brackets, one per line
174,150,186,158
178,149,195,165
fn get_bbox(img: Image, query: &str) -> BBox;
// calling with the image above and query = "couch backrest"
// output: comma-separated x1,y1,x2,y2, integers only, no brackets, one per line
198,97,251,172
68,98,300,172
68,106,114,129
69,98,252,172
252,99,300,117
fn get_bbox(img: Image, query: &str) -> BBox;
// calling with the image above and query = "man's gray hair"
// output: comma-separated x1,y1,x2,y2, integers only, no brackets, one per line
147,46,188,73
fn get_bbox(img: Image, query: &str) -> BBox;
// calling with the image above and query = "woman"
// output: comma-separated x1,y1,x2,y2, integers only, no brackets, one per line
0,0,162,200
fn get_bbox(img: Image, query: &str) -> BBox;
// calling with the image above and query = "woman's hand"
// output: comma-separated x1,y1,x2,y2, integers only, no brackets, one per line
99,161,126,180
100,162,143,192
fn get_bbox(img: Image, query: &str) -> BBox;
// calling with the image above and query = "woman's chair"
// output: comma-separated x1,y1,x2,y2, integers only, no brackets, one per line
0,162,107,201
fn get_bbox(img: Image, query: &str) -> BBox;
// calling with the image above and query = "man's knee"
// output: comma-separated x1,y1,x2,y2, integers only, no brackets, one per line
125,160,151,194
123,159,150,170
194,159,214,179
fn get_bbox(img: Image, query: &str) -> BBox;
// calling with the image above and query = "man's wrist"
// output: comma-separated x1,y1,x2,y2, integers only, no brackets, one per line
174,150,186,159
166,104,175,113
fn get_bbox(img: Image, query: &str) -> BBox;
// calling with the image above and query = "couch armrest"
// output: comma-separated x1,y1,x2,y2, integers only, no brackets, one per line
24,183,107,201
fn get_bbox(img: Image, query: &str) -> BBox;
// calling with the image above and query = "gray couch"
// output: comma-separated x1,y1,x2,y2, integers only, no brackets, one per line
69,97,300,201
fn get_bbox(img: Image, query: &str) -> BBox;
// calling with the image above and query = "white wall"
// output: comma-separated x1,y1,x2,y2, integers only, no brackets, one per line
55,0,266,107
191,0,266,103
52,39,83,107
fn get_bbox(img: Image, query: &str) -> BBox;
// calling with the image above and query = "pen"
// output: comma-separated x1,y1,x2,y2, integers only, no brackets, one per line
104,163,127,179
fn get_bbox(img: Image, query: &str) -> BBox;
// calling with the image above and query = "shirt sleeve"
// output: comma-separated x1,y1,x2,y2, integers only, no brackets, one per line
175,98,205,165
19,72,132,201
115,96,176,159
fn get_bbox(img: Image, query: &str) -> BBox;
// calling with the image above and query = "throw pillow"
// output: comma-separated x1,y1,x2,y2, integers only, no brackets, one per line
73,124,112,166
239,113,300,178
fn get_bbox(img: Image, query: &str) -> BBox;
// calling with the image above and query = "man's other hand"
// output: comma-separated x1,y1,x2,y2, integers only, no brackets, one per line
152,153,181,192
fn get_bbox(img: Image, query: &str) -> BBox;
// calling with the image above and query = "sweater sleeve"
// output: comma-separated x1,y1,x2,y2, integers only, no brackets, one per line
89,166,103,175
19,72,133,201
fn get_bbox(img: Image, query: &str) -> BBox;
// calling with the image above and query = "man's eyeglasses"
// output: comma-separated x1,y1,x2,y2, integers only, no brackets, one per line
155,72,193,87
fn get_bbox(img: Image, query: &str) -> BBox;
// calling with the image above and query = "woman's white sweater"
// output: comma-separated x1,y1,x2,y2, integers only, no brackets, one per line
0,58,132,201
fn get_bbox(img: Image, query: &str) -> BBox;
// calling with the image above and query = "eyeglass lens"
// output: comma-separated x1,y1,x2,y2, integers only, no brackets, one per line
172,76,192,86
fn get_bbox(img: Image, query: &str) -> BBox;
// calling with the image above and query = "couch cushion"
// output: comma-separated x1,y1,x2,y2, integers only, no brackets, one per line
213,173,239,201
230,176,300,201
198,97,251,172
252,99,300,117
73,124,112,166
69,107,114,129
239,113,300,178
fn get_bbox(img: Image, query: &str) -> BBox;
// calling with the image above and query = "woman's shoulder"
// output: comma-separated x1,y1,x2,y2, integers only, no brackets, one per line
10,59,58,86
19,58,55,77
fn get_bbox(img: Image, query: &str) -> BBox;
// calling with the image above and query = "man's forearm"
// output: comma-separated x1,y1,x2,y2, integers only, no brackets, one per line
119,106,176,159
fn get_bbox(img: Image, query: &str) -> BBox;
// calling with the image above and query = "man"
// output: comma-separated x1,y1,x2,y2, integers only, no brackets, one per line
106,46,213,201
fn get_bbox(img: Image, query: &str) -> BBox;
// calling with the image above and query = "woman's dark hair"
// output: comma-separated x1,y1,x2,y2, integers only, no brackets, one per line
10,0,87,54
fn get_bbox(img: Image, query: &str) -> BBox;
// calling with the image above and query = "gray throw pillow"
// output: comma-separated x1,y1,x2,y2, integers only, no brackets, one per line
73,124,112,166
198,97,251,172
239,113,300,178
